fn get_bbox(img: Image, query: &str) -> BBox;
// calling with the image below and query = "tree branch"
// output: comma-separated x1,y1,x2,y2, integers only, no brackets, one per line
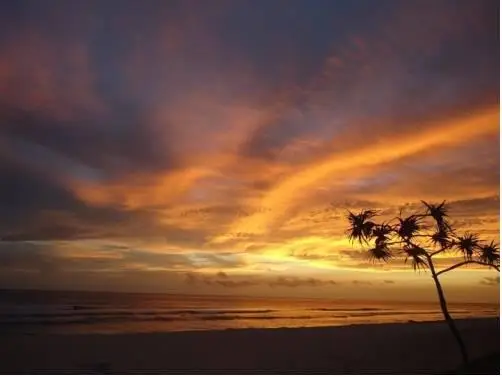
436,261,500,276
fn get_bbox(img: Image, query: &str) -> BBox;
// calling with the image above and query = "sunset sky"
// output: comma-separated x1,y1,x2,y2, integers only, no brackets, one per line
0,0,499,303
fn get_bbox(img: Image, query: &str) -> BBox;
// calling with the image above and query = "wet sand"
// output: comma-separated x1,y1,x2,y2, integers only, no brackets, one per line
0,317,499,374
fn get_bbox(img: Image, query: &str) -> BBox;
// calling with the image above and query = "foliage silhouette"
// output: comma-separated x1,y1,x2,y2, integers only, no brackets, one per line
346,200,499,366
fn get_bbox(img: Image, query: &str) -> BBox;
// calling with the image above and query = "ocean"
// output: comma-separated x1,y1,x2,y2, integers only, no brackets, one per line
0,289,498,335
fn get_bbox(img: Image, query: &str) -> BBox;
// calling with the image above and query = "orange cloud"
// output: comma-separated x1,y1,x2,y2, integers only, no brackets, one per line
0,0,498,302
216,106,498,239
70,168,211,210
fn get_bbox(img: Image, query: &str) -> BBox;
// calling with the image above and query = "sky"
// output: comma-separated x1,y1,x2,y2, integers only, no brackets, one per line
0,0,499,303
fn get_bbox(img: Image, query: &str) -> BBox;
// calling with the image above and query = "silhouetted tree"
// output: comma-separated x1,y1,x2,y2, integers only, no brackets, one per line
346,200,499,366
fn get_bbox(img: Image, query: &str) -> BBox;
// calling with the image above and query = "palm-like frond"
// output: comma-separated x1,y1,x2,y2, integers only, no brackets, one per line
372,223,393,245
397,215,422,241
403,245,429,271
478,241,500,266
430,227,452,250
454,232,481,260
421,200,451,231
368,244,392,262
346,210,377,244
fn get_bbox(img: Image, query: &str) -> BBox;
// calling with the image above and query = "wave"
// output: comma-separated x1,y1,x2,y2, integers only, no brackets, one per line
0,309,486,327
0,308,277,319
313,307,386,312
0,314,315,326
1,303,496,330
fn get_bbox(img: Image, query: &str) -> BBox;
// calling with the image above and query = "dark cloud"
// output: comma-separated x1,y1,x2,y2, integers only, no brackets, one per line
216,271,228,279
184,272,261,288
238,112,311,162
449,196,500,218
0,158,83,229
214,279,260,288
480,276,500,286
383,280,395,284
0,165,162,241
188,253,248,269
0,158,140,241
0,138,205,243
0,104,178,179
0,242,194,292
216,0,390,88
0,242,245,277
184,272,198,285
336,249,370,261
352,280,373,286
184,273,338,289
0,104,184,242
120,250,193,270
269,276,338,288
361,0,498,120
0,242,57,274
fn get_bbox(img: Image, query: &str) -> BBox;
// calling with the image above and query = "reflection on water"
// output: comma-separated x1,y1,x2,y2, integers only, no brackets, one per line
0,289,498,335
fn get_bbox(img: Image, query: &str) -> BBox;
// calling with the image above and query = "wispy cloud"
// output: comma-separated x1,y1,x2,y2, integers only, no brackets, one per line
0,0,498,299
480,276,500,286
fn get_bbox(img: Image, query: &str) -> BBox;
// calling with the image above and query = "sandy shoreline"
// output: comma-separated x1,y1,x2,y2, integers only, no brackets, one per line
0,317,499,374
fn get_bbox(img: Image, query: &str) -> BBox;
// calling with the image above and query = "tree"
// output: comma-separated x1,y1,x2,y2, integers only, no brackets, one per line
346,200,500,366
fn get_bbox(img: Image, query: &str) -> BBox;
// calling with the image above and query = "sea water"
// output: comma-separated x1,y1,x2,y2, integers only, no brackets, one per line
0,289,498,335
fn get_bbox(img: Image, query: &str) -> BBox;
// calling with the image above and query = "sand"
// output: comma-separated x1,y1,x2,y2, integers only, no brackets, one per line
0,318,499,374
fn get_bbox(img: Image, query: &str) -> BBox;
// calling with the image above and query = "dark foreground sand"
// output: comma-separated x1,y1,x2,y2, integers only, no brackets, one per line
0,318,499,374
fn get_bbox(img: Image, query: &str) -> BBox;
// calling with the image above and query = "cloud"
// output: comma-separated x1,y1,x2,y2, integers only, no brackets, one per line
184,272,261,288
217,106,498,239
0,242,58,274
0,33,104,119
0,1,498,298
480,276,500,286
216,271,228,279
269,276,338,288
184,272,338,289
0,241,250,277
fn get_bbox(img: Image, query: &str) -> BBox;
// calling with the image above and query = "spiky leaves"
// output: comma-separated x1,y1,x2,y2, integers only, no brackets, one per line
421,200,452,231
430,228,452,250
347,210,377,245
368,244,392,262
345,201,499,276
368,223,394,262
478,241,500,266
397,215,422,241
422,200,454,253
453,234,499,266
372,223,393,244
454,233,480,261
403,245,429,271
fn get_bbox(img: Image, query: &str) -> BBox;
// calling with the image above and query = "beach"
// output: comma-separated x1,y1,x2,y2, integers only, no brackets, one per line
0,317,498,374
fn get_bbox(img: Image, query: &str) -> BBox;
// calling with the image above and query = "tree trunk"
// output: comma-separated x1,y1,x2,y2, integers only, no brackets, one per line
427,256,469,365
